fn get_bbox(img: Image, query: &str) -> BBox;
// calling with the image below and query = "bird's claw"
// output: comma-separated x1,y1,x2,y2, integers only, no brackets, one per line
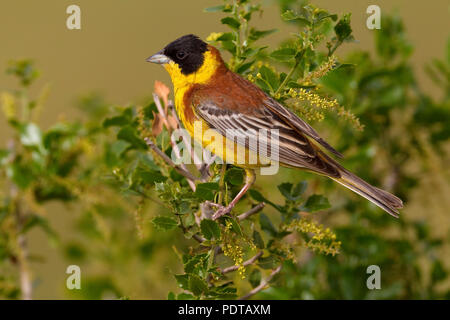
212,205,232,220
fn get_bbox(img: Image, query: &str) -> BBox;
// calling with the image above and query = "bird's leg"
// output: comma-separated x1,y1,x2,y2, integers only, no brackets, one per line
212,169,256,220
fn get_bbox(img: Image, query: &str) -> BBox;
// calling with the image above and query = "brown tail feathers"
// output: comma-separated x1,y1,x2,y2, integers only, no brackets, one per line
333,169,403,218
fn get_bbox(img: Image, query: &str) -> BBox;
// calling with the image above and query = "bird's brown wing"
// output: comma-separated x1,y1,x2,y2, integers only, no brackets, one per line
190,77,341,177
262,96,343,158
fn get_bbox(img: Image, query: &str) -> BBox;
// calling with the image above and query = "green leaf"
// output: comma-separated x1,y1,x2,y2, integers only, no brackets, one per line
249,269,261,288
431,260,447,284
270,48,297,62
281,10,311,26
334,13,353,42
184,253,209,276
204,5,225,12
302,194,331,212
237,60,256,75
174,274,189,290
221,17,241,30
259,65,279,92
8,163,33,189
117,126,147,149
200,219,221,240
167,292,175,300
278,182,294,200
177,293,195,300
225,168,244,185
188,274,208,296
138,168,167,184
216,32,235,41
152,216,178,231
259,213,277,237
249,189,266,202
252,230,265,249
278,182,306,201
223,217,243,236
315,12,338,23
109,140,130,159
103,115,130,128
248,28,278,42
195,182,219,201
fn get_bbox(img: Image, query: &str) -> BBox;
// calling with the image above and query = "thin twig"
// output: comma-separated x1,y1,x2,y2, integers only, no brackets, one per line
192,234,206,243
238,265,282,300
178,215,205,243
220,251,263,274
238,203,265,221
144,137,198,183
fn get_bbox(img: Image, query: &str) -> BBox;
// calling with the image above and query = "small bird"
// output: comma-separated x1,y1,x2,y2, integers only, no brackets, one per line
147,34,403,219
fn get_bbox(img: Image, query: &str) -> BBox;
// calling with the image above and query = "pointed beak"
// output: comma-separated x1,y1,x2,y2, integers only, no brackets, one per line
146,50,171,64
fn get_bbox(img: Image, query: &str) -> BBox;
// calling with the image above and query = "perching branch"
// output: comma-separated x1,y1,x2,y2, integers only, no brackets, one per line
144,137,199,183
238,265,282,300
220,251,263,274
238,203,265,221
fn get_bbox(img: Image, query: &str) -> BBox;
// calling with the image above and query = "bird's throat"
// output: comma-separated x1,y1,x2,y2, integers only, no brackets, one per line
164,48,222,89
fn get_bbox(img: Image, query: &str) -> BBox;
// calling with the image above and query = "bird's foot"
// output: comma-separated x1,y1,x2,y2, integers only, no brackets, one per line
204,201,233,220
212,205,233,220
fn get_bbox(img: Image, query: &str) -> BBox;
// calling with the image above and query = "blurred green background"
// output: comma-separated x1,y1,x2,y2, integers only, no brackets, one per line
0,0,449,299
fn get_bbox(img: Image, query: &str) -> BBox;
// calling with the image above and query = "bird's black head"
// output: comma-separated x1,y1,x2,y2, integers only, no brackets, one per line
147,34,208,75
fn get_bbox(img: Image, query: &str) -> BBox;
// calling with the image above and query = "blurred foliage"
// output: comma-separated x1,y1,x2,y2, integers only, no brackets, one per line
0,0,449,300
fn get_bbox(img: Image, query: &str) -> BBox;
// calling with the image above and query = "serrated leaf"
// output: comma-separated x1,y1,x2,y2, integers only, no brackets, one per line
174,274,189,290
189,274,208,296
152,216,178,230
200,219,221,240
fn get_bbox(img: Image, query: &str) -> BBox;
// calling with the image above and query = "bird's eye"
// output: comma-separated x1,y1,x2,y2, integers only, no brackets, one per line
176,51,188,60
